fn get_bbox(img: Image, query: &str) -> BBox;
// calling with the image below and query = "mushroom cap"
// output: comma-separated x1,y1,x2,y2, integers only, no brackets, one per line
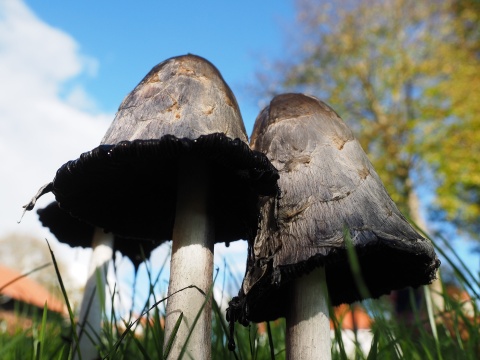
37,202,157,271
101,54,247,144
227,93,439,324
46,54,278,244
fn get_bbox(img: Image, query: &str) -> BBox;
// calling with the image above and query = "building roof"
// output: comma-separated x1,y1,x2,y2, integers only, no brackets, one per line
331,304,372,330
0,264,67,314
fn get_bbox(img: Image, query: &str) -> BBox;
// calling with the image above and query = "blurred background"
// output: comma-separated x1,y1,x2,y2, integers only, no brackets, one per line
0,0,478,318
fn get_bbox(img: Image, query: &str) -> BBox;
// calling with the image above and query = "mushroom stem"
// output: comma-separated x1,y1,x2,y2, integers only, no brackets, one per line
74,228,114,360
164,159,214,359
286,266,331,360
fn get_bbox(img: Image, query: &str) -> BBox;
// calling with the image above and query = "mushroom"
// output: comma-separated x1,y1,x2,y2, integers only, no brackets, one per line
37,201,157,270
24,54,279,359
37,202,157,360
227,93,440,359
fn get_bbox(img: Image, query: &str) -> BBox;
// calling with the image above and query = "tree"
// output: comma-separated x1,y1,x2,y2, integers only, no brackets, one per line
257,0,480,238
423,0,480,238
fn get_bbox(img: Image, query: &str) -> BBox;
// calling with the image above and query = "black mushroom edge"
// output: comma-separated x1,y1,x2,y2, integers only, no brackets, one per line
228,232,440,325
33,132,279,246
37,202,158,271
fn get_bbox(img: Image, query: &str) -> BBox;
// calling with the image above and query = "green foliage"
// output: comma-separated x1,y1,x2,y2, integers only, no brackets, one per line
259,0,480,238
0,304,70,360
1,271,478,359
277,0,441,216
422,0,480,237
1,237,478,359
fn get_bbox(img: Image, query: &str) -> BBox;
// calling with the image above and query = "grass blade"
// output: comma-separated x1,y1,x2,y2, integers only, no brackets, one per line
37,302,49,360
178,269,219,360
103,284,200,359
424,285,443,360
366,329,378,360
0,263,51,292
266,322,275,360
45,239,82,360
163,312,183,360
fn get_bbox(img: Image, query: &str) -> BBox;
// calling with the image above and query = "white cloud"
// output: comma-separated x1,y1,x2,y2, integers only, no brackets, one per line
64,85,99,111
0,0,111,287
0,0,85,97
0,0,111,234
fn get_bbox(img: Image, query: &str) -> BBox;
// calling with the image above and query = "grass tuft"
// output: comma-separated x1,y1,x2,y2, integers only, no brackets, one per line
0,234,478,359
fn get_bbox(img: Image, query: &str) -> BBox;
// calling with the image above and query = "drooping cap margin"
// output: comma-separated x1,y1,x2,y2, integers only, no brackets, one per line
37,202,158,271
227,93,440,325
50,133,278,244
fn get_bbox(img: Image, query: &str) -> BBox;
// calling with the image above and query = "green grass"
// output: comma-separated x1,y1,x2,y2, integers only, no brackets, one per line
0,233,478,359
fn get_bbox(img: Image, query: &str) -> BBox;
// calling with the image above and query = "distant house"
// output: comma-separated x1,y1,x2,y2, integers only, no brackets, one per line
330,304,373,357
0,264,67,332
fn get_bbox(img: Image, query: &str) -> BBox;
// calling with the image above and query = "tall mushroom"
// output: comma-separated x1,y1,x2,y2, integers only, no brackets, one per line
24,54,278,359
37,202,157,360
227,93,440,359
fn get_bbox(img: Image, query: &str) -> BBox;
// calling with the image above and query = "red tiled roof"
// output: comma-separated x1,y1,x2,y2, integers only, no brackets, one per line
0,264,67,314
330,304,372,330
256,303,372,334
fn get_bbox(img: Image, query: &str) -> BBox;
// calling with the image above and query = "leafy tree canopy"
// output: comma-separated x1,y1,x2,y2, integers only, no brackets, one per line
258,0,480,239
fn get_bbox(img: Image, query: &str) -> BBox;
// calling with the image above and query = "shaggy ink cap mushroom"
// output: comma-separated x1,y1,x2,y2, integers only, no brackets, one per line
26,54,278,244
25,54,279,359
37,202,157,271
227,93,440,325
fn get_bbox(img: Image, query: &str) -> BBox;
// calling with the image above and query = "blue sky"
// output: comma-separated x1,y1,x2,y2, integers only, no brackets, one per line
1,0,477,311
25,0,295,132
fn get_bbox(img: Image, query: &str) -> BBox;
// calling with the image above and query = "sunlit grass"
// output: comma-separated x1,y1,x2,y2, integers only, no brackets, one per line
0,232,478,359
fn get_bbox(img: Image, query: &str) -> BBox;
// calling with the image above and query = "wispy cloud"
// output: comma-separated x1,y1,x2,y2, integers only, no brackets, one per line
0,0,111,236
0,0,112,287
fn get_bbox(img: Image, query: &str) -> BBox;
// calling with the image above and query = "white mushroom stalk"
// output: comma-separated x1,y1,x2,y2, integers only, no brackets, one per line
286,267,331,360
164,160,214,358
75,228,114,360
36,201,158,359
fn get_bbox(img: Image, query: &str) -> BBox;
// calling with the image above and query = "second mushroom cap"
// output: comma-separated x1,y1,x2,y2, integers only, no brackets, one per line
228,93,440,324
